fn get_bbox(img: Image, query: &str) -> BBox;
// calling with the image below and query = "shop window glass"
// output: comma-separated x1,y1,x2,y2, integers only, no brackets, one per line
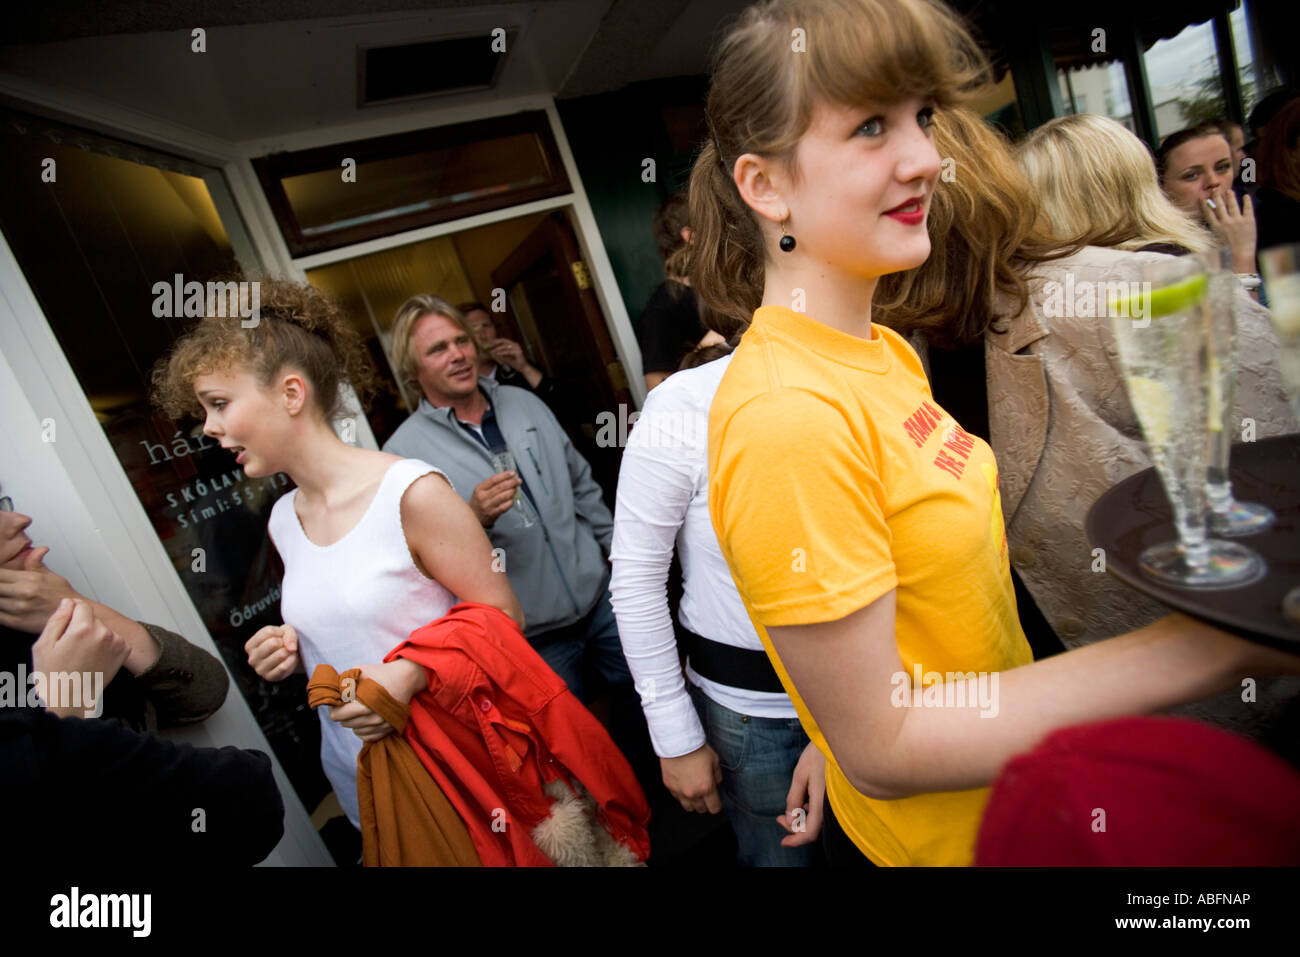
1231,2,1262,120
1057,61,1135,132
0,109,331,832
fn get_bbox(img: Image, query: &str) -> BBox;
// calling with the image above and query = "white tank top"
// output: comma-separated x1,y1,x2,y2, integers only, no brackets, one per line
267,457,458,829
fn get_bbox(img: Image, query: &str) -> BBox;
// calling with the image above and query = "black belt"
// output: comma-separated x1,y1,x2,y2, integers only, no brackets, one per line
680,625,786,695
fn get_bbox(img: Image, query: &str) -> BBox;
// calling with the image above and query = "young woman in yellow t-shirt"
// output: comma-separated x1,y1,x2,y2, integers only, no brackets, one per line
691,0,1300,866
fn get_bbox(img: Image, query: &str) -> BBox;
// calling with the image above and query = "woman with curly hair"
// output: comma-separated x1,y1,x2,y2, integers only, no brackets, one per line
153,275,522,836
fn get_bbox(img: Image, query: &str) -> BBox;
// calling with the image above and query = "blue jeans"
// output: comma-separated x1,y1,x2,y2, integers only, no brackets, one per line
530,577,632,704
688,683,816,867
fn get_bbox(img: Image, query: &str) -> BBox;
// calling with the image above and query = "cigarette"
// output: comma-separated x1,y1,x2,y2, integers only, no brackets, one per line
1206,198,1218,210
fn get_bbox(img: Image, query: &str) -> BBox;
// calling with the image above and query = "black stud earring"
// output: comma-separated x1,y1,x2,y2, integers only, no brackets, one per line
779,220,796,253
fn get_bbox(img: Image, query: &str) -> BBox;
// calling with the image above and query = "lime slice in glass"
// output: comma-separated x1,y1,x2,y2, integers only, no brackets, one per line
1110,273,1208,321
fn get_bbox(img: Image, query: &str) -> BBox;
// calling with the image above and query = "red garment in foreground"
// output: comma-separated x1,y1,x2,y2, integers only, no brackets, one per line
387,602,651,866
976,716,1300,866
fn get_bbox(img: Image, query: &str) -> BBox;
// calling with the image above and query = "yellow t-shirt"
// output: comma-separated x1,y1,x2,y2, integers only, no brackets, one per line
708,305,1033,866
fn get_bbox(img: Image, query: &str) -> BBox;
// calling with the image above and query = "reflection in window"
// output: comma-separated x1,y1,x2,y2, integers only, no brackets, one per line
1057,61,1134,131
281,134,549,238
1231,2,1262,121
1144,19,1225,141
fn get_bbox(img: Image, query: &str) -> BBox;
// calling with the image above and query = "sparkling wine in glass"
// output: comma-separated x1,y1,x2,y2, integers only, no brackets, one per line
1258,243,1300,621
489,449,535,527
1200,245,1276,536
1108,256,1264,588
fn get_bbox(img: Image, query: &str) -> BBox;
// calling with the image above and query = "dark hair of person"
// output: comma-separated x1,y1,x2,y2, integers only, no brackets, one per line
1248,87,1299,138
1155,123,1229,183
653,192,692,280
1257,97,1300,201
678,343,735,370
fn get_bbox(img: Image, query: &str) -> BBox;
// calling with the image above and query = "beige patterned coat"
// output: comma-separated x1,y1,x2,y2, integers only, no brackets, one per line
924,245,1298,739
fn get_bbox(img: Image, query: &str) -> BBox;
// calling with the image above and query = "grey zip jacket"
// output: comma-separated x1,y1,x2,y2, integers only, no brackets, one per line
382,378,613,638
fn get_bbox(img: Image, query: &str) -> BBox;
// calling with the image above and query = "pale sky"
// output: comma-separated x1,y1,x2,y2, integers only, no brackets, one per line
1143,7,1254,102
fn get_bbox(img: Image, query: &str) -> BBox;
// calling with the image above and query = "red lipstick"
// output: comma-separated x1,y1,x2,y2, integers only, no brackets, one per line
884,197,925,226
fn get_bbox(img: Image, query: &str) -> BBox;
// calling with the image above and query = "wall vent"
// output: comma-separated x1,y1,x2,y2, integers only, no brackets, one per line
359,31,513,106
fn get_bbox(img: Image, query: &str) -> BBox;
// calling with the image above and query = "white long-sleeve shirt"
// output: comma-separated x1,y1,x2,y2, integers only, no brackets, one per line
609,354,797,759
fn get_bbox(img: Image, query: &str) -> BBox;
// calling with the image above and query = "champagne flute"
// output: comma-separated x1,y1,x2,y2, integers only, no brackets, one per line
1257,243,1300,622
488,449,535,527
1109,256,1264,587
1200,245,1276,536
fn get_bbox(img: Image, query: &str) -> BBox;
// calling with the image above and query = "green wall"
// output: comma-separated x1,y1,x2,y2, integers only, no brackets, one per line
557,76,709,339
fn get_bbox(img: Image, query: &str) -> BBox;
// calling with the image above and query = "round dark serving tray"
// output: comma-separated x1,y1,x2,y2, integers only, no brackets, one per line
1085,434,1300,651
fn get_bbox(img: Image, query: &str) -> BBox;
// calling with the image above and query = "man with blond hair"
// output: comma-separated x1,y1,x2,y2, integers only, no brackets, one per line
382,295,633,707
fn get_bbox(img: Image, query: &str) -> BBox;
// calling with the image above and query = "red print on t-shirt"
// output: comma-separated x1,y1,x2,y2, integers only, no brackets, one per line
902,401,976,480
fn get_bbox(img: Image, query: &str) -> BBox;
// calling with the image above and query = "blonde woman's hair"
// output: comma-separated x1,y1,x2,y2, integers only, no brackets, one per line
390,294,473,388
687,0,990,327
1016,113,1213,254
